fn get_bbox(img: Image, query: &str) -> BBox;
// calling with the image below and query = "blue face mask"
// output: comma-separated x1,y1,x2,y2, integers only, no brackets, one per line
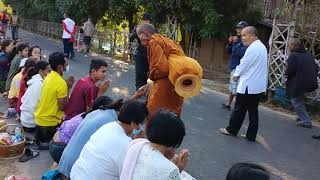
132,128,142,136
132,124,145,136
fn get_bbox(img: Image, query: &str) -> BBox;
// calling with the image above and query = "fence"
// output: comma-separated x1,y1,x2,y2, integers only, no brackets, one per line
19,19,133,62
19,18,201,62
252,0,320,101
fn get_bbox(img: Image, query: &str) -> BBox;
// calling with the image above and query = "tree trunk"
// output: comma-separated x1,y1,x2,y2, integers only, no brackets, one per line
128,16,135,33
127,10,136,33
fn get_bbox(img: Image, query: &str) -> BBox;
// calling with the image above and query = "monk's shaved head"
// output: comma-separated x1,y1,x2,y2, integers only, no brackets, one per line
137,23,156,35
243,26,258,37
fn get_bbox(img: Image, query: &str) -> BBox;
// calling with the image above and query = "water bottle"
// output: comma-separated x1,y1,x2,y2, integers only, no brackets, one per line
14,127,23,143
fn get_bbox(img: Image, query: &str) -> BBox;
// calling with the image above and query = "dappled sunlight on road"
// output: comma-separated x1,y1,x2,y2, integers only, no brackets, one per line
255,135,272,152
90,53,99,57
113,60,131,72
116,71,122,77
109,64,128,74
261,163,298,180
114,60,129,66
243,125,272,152
111,87,129,97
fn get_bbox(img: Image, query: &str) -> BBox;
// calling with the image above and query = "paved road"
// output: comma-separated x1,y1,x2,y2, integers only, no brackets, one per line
1,30,320,180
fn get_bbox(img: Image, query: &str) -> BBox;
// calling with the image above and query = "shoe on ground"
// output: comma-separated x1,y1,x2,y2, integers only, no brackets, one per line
296,121,312,129
312,134,320,140
219,128,234,136
221,104,231,111
240,134,256,142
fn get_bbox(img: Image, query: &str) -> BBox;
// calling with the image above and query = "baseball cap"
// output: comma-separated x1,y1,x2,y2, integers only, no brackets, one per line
235,21,249,28
142,14,151,21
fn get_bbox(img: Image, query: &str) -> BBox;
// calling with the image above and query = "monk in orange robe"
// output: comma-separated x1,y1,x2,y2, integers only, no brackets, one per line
137,24,184,124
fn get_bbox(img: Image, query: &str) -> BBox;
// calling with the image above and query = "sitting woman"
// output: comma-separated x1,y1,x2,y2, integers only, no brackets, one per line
20,60,51,131
59,92,143,179
0,40,14,96
49,96,118,163
28,46,42,60
70,100,148,180
16,57,39,117
7,60,26,112
120,109,189,180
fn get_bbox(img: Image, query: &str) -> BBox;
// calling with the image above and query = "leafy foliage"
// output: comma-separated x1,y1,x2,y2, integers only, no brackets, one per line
141,0,262,38
4,0,262,38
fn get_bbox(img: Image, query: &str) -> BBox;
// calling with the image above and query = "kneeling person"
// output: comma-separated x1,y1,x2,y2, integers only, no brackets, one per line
70,100,148,180
34,52,74,149
49,96,117,163
64,59,109,120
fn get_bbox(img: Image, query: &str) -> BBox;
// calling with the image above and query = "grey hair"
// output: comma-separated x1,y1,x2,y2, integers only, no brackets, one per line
245,26,258,37
137,23,156,35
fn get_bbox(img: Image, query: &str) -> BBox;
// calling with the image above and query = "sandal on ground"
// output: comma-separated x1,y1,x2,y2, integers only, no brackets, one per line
312,134,320,140
219,128,235,136
19,148,39,162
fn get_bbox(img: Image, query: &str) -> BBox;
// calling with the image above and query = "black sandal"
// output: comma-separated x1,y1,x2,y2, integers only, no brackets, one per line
312,134,320,140
18,148,39,162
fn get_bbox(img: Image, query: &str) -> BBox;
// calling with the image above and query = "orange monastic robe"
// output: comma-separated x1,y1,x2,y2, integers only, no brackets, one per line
146,34,184,121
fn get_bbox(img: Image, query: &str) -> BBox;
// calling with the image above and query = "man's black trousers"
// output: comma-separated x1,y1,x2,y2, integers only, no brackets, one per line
226,90,262,141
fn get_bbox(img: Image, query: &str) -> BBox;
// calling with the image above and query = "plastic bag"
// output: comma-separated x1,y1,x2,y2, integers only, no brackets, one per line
0,132,12,145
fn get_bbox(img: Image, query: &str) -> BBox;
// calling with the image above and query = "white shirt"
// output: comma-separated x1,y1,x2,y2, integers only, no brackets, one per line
62,18,75,39
70,122,132,180
132,144,181,180
83,21,95,37
234,40,268,94
20,74,43,128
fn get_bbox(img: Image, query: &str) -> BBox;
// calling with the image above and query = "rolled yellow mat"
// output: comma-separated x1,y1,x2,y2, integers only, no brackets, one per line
168,54,203,98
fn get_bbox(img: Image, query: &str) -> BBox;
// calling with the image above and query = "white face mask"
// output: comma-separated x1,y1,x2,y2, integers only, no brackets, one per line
65,65,70,72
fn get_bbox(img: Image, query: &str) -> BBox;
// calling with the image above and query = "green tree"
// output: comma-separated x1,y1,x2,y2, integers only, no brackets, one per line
59,0,141,30
141,0,262,38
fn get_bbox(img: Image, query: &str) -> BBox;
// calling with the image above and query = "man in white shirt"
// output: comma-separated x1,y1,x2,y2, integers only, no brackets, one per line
62,13,76,59
70,100,148,180
219,26,268,142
